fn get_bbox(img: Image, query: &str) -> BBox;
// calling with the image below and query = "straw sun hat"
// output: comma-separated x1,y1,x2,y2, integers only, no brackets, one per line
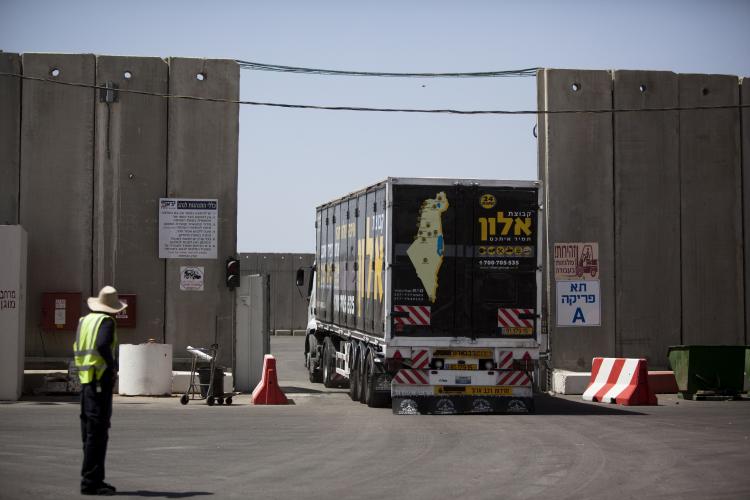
87,286,128,314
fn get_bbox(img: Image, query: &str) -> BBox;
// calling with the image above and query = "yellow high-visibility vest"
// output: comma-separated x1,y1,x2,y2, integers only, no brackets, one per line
73,313,118,384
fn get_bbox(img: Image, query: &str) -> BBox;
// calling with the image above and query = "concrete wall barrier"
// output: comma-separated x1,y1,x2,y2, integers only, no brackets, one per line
4,52,239,367
540,68,748,372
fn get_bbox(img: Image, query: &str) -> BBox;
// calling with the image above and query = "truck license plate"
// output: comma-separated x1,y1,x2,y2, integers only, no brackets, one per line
468,386,513,396
503,327,533,336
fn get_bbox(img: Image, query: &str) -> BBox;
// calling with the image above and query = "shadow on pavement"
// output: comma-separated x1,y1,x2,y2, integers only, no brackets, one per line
116,491,213,498
11,395,80,405
534,393,646,415
280,385,346,395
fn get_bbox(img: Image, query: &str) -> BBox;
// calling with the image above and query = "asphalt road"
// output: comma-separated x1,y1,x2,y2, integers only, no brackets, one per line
1,336,749,499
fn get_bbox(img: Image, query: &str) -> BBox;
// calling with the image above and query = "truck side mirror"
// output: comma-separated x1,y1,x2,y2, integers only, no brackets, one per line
295,268,305,287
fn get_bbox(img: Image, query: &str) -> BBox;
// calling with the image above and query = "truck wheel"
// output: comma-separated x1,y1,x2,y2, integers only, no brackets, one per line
323,337,336,388
348,344,359,401
307,336,322,383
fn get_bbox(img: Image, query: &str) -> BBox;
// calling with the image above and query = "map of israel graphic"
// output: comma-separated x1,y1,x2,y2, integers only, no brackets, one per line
407,192,449,302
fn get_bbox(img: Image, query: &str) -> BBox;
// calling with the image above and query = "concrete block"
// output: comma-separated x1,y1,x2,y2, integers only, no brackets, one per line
171,371,233,395
22,371,47,395
165,58,239,368
613,71,680,369
0,226,27,400
648,371,678,394
0,53,21,225
171,371,196,394
552,368,678,395
539,69,615,371
93,56,168,345
679,74,743,345
551,369,591,395
20,53,96,358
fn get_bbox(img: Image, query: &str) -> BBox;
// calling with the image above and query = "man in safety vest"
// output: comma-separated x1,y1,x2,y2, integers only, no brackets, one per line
73,285,126,496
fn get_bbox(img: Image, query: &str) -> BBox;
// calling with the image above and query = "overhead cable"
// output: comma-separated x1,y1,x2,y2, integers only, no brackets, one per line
2,72,748,116
235,60,539,78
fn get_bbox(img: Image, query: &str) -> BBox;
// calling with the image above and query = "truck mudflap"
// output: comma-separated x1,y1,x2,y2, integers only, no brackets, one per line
392,395,534,415
391,368,534,414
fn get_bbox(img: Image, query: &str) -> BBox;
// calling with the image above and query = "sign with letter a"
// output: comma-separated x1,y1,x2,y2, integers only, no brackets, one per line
556,280,600,327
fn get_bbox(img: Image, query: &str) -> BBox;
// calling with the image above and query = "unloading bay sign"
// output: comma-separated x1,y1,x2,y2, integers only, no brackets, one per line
556,280,600,327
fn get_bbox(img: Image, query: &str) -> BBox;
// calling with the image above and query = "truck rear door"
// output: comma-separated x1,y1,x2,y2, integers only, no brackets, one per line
391,183,538,339
468,186,538,339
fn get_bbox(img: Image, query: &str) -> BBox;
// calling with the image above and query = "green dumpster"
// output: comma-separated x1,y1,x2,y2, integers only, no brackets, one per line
667,345,747,399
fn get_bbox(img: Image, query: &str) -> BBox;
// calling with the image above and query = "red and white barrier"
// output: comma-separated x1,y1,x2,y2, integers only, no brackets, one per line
582,357,657,406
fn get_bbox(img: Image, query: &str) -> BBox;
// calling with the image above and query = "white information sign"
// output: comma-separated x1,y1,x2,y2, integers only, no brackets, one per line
556,280,600,327
180,266,205,291
159,198,218,259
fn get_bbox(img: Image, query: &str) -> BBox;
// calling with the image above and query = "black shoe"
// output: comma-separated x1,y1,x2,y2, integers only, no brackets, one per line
81,483,116,496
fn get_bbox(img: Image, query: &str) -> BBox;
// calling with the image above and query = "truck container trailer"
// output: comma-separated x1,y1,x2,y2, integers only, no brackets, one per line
297,177,542,414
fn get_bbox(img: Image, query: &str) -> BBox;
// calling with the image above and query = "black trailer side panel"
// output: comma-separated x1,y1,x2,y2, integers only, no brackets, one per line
315,208,324,320
363,190,377,333
373,188,386,334
326,205,335,322
333,202,343,324
346,197,357,328
355,193,367,331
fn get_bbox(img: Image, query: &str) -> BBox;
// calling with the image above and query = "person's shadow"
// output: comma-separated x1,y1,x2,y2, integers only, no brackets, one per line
116,491,212,498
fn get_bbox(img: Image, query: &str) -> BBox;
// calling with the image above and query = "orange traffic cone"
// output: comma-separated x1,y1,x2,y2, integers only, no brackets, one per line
251,355,288,405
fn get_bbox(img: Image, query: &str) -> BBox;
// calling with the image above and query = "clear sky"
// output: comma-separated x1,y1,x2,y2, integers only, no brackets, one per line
2,0,749,252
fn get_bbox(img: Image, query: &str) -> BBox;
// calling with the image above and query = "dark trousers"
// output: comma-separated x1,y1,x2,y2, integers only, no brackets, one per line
80,381,113,489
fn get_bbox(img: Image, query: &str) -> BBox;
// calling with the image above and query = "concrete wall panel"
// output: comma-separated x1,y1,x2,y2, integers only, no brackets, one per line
94,56,168,345
614,71,680,368
743,77,749,345
238,252,314,331
21,53,95,357
0,226,27,400
0,53,21,225
271,254,294,332
679,74,743,345
536,69,550,361
166,58,239,366
541,69,615,370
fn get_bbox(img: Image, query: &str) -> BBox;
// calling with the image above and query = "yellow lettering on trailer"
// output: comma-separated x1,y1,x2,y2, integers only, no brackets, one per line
478,212,533,241
374,234,384,301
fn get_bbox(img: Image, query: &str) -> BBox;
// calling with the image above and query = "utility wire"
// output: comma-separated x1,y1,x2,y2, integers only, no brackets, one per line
2,71,749,115
235,60,539,78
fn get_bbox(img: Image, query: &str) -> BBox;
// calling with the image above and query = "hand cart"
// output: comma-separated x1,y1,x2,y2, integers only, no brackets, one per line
180,343,239,406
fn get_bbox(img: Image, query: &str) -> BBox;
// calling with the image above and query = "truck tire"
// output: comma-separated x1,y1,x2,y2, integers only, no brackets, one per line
364,350,389,408
348,343,359,401
323,337,336,388
307,336,323,383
